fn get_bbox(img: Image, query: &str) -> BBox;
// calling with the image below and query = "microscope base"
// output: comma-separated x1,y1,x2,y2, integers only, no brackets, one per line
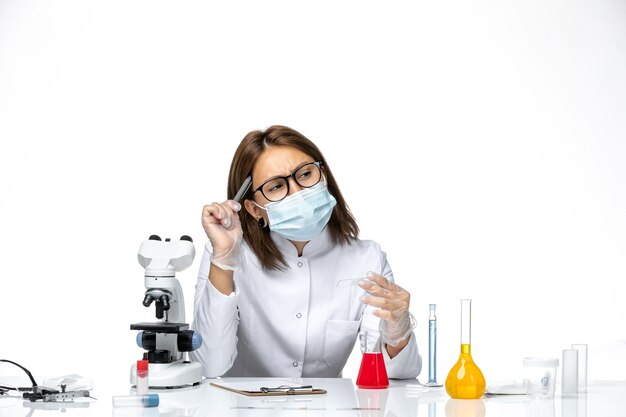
130,360,203,388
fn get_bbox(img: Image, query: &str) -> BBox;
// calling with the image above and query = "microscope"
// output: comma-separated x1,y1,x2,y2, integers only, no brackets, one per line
130,234,203,388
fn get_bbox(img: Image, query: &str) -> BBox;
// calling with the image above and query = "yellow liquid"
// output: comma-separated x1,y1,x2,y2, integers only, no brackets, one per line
445,344,486,399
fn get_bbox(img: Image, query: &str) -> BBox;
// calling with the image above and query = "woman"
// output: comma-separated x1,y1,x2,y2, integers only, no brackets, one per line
191,125,421,379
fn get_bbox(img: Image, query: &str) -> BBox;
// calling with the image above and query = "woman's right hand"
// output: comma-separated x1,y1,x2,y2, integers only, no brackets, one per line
201,200,243,271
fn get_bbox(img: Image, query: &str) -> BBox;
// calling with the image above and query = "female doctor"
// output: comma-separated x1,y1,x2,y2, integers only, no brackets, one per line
191,125,421,379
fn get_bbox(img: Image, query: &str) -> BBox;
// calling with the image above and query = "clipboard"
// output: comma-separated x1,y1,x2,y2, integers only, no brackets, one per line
210,381,327,397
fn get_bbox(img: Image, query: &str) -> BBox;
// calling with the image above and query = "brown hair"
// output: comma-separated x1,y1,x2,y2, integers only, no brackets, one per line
227,125,359,271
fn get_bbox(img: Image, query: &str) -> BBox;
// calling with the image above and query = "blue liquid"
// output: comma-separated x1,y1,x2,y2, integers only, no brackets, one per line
429,318,437,383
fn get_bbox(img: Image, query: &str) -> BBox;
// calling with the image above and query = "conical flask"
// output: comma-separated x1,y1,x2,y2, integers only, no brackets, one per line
445,299,486,399
356,330,389,389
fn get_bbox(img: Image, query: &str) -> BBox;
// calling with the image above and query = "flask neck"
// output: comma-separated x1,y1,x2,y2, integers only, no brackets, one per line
460,299,472,345
461,343,471,355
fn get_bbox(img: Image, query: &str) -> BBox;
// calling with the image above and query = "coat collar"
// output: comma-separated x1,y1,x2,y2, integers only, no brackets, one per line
270,227,332,259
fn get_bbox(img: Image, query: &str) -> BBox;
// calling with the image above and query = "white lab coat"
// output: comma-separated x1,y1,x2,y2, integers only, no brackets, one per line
190,228,421,379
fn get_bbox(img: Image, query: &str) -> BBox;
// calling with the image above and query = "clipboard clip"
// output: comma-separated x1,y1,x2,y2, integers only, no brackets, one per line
260,385,313,394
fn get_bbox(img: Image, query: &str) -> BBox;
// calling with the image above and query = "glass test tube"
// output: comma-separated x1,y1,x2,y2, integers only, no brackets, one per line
112,394,159,408
136,360,149,395
562,349,578,395
572,344,587,393
428,304,437,384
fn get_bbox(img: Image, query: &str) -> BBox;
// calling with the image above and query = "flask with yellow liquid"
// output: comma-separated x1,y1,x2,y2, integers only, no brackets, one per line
445,299,486,399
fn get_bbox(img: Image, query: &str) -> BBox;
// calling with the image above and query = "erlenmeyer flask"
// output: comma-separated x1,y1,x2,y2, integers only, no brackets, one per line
356,330,389,389
445,299,486,399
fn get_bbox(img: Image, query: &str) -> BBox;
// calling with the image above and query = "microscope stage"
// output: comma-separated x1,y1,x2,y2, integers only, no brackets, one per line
130,322,189,333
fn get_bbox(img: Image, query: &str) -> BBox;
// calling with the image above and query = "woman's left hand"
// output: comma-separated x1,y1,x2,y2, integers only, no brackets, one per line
358,271,415,347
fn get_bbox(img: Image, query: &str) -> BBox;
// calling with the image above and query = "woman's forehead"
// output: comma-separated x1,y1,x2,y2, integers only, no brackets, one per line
252,146,314,184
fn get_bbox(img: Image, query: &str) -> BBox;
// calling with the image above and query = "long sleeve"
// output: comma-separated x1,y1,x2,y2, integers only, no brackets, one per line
360,246,422,379
382,332,421,379
189,241,240,378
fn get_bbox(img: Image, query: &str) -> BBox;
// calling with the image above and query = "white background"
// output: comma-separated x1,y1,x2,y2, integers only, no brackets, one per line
1,0,625,388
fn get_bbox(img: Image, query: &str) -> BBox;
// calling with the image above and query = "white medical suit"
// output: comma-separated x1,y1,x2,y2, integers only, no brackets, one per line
190,228,422,379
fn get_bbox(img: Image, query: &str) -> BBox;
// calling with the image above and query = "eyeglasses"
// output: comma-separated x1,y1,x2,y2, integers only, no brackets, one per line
252,161,323,202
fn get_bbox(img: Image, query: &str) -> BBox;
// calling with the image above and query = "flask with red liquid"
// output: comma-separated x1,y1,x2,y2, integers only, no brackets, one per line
356,330,389,389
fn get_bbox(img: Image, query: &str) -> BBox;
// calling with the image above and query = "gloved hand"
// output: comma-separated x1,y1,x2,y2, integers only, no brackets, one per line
359,271,416,347
201,200,244,271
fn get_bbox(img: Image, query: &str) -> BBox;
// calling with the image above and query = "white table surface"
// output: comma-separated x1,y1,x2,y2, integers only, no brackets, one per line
0,377,624,417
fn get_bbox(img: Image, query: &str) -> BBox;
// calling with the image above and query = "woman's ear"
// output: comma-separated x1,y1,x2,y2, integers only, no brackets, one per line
244,199,261,220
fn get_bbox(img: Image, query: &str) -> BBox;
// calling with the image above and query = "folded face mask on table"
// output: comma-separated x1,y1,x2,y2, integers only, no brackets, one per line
257,182,337,241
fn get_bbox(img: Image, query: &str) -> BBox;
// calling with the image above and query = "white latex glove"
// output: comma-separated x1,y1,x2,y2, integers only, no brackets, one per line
359,271,416,347
201,200,244,271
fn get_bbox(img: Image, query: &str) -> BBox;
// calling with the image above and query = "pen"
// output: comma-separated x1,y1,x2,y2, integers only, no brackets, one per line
260,385,313,393
233,176,252,203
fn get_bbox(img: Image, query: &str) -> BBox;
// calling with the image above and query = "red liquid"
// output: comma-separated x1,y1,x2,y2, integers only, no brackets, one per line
356,352,389,389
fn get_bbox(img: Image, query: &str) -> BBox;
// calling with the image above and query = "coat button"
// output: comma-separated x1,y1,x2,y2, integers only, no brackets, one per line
297,261,303,267
296,313,302,318
292,361,298,367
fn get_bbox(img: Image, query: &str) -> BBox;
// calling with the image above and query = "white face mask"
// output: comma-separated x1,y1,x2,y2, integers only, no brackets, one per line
254,182,337,241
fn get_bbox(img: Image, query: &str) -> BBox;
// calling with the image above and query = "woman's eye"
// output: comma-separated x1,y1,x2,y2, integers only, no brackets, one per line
268,182,284,193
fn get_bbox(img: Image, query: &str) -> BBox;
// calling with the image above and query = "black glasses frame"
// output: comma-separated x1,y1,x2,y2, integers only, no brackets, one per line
252,161,323,202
